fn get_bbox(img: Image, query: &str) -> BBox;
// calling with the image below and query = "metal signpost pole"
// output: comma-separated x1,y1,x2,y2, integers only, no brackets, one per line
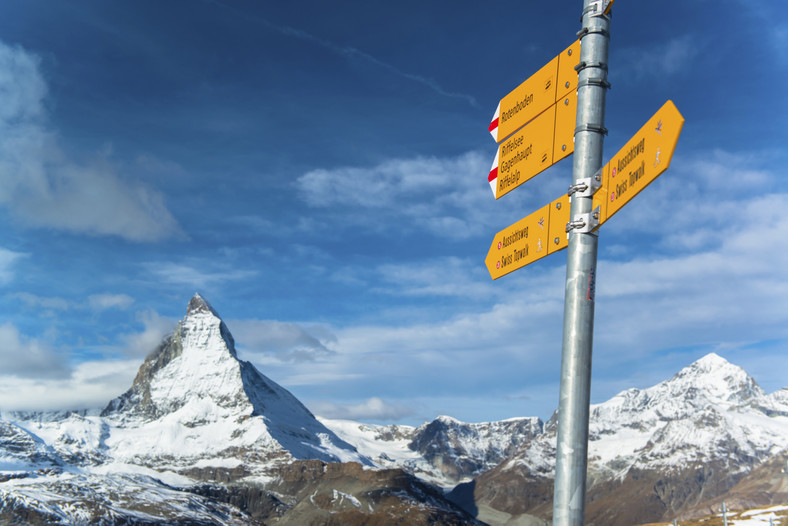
552,1,611,524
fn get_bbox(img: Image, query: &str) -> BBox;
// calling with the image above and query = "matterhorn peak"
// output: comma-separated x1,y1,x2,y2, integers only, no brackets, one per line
100,294,367,466
187,292,219,317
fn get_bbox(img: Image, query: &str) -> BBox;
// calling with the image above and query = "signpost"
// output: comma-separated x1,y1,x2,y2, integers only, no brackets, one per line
482,2,684,524
489,40,580,143
488,89,577,199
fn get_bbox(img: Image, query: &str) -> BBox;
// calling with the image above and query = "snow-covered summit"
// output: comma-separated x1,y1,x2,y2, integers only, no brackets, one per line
186,292,220,317
584,353,785,471
11,294,369,475
102,293,247,420
664,352,765,405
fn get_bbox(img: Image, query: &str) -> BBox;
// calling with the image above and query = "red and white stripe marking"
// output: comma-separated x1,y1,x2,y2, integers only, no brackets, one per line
488,149,499,198
489,102,500,142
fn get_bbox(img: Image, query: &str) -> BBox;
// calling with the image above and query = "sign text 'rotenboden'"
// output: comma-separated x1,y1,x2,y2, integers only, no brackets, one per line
488,40,580,144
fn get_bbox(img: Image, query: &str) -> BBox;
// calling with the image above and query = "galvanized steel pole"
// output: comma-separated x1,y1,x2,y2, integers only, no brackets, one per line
552,1,610,525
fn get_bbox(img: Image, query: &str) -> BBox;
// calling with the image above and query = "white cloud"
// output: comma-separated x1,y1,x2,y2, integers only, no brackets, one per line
296,151,560,240
0,359,139,412
87,293,134,312
0,40,181,242
0,323,70,379
617,35,701,81
245,181,788,421
12,292,135,313
231,319,336,363
310,397,415,421
122,310,175,357
372,257,495,299
12,293,71,314
143,262,258,289
0,248,28,285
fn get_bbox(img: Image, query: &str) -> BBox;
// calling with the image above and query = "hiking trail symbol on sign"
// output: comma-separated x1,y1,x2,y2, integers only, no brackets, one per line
591,100,685,227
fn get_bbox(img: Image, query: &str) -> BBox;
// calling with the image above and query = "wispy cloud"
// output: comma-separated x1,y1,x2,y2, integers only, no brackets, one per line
617,35,701,82
143,261,258,289
296,151,554,240
121,310,175,357
251,148,788,418
12,292,135,313
231,319,337,363
311,397,415,421
87,294,135,312
0,248,28,285
0,323,70,379
0,40,182,242
0,358,139,411
369,257,495,299
207,1,478,107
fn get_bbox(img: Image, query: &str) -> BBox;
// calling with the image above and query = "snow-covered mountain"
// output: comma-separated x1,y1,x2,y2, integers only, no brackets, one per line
4,294,367,473
0,294,479,525
450,353,788,526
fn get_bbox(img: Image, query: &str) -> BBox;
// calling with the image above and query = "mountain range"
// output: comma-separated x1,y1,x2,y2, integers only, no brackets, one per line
1,294,787,525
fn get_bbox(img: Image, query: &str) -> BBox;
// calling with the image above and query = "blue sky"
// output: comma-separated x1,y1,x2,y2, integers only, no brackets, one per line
0,0,786,425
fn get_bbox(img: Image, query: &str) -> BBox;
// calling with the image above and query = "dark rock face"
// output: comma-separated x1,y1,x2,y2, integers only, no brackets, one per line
190,484,286,524
258,460,485,526
408,416,543,483
101,332,183,419
0,421,63,469
175,460,486,526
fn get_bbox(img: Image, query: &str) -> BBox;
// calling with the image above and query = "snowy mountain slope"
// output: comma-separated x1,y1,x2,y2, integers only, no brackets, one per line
454,353,788,526
321,414,543,487
585,353,788,476
0,420,64,473
0,471,253,525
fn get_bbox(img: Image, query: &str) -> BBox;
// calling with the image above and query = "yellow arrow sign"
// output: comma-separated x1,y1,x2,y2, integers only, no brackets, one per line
485,194,570,279
486,101,684,280
489,40,580,144
592,100,685,226
488,89,577,199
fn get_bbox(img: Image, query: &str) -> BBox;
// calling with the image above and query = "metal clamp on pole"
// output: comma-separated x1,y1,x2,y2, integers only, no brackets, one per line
565,207,601,234
567,172,602,198
576,26,610,39
574,61,608,73
577,78,611,90
582,0,612,18
574,123,608,135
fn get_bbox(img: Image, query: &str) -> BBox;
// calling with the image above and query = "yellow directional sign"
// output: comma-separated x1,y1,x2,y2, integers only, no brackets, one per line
488,89,577,199
593,100,684,226
489,40,580,144
485,101,684,280
486,194,570,279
